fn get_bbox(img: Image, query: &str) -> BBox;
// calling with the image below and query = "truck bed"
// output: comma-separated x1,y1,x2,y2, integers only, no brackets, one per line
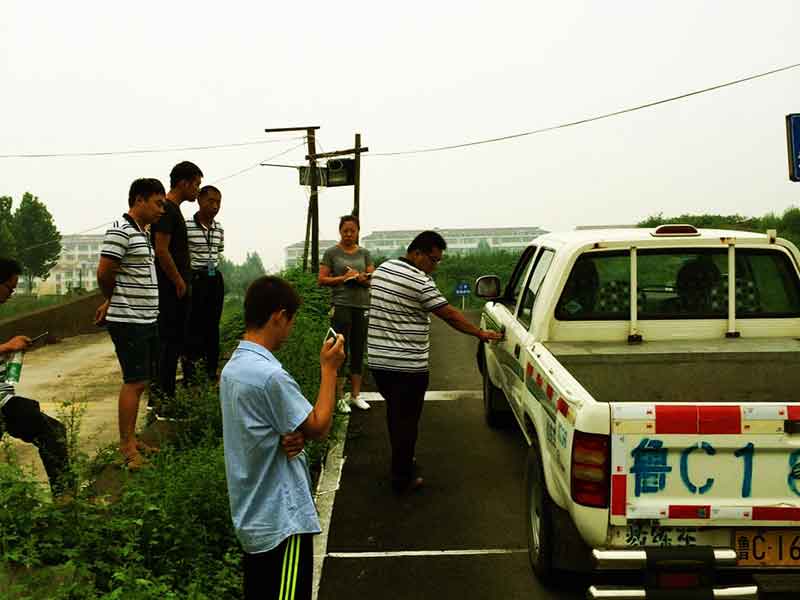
545,337,800,404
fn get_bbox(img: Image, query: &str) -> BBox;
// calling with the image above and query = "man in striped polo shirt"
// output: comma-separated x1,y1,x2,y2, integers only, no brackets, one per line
96,178,165,470
184,185,225,383
0,257,71,497
367,230,502,493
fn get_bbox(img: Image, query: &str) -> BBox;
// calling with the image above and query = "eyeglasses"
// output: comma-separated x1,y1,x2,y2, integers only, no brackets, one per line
425,253,443,264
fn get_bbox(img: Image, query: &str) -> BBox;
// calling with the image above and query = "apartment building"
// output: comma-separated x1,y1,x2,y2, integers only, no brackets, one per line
35,234,105,295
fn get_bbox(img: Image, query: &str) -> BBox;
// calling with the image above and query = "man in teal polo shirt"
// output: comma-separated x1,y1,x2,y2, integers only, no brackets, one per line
220,276,344,600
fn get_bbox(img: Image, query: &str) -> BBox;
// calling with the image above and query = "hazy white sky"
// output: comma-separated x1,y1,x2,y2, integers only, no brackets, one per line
2,1,799,269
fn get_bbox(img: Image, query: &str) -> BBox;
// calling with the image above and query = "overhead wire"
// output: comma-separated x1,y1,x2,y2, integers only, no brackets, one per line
211,139,308,185
0,136,306,159
369,62,800,157
13,140,309,254
7,61,800,255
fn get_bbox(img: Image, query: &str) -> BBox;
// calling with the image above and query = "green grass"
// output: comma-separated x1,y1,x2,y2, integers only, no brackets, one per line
0,295,70,321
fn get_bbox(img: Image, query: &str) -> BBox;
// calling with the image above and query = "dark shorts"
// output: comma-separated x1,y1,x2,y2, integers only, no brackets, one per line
107,321,159,384
331,305,367,376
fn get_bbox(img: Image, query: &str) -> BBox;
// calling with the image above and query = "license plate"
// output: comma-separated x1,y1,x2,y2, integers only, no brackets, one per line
735,530,800,567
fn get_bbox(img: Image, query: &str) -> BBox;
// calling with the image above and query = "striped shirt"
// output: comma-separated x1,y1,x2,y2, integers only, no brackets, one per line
0,354,14,408
367,258,448,372
100,215,159,324
186,214,224,271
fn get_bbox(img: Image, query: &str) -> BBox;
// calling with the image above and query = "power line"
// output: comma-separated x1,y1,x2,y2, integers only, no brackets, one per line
14,141,309,254
0,136,306,159
370,61,800,157
210,141,308,184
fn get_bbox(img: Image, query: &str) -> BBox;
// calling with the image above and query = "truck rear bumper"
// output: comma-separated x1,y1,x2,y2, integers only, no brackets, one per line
587,585,758,599
592,548,738,570
589,548,757,599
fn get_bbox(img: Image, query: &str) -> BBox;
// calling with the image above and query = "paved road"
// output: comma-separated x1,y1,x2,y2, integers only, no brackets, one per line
317,312,586,600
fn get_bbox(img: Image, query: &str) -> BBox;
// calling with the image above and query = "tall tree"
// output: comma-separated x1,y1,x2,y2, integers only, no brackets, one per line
12,192,61,293
0,196,15,258
238,251,266,290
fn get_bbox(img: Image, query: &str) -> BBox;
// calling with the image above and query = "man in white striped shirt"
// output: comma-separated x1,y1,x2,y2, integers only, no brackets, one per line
184,185,225,382
367,231,502,493
96,178,165,470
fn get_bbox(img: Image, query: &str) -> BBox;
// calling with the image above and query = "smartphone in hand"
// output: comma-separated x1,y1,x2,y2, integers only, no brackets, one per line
323,327,338,345
29,331,49,345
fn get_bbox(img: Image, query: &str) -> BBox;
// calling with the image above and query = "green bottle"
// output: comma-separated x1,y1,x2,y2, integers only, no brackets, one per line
5,351,23,383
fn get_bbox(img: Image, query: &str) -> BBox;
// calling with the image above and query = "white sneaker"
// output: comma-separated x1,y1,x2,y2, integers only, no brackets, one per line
349,395,371,410
336,396,352,414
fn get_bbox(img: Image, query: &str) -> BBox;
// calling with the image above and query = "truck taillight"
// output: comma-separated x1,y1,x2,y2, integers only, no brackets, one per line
571,431,610,508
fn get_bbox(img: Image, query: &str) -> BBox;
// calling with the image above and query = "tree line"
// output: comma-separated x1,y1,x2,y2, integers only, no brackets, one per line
0,192,61,293
638,207,800,248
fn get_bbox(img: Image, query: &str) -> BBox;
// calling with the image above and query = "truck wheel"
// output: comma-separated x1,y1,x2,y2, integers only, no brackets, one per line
482,363,510,428
526,439,554,583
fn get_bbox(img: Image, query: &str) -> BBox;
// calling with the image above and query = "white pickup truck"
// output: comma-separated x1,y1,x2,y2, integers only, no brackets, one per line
476,225,800,599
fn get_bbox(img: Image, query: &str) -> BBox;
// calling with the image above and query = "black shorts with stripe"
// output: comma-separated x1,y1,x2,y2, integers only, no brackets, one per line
243,533,313,600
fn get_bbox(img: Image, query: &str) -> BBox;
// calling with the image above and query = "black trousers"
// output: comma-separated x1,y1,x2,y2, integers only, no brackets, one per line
371,369,429,487
243,533,313,600
183,270,224,382
155,276,189,399
331,306,366,376
0,396,70,495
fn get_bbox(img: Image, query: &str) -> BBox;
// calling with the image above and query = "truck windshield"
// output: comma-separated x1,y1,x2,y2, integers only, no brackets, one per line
555,248,800,320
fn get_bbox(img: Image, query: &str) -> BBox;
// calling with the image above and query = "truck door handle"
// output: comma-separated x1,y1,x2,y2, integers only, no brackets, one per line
514,344,520,358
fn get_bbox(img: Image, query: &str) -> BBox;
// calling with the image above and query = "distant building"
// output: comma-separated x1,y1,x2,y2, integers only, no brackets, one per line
283,226,548,269
575,224,639,230
361,226,548,258
284,240,338,270
35,234,106,295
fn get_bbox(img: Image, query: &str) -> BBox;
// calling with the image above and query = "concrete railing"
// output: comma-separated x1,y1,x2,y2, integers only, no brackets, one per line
0,292,106,342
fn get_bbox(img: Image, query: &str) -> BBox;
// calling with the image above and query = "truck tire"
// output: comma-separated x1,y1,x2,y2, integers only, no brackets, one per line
482,362,511,428
525,438,555,583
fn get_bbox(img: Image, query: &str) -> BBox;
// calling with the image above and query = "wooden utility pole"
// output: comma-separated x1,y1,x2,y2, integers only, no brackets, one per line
353,133,361,219
302,201,312,272
307,130,320,273
264,126,320,272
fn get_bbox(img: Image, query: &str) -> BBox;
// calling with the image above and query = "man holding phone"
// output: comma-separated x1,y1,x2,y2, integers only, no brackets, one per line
220,276,345,600
0,258,72,497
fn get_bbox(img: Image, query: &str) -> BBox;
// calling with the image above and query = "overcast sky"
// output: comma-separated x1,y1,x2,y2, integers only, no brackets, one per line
2,1,799,269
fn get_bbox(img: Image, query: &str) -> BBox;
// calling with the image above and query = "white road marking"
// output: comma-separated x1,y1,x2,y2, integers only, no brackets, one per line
327,548,527,558
312,417,349,600
358,390,481,402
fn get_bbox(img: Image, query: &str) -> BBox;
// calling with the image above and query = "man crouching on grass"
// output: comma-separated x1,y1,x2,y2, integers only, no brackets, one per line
220,276,344,600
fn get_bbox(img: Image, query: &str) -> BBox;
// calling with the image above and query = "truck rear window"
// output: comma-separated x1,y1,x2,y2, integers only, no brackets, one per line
555,248,800,320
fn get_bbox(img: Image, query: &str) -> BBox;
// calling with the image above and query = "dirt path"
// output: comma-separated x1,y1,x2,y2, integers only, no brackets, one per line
2,331,148,486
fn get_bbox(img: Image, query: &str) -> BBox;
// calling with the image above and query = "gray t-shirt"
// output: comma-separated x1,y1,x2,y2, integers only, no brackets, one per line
321,245,373,308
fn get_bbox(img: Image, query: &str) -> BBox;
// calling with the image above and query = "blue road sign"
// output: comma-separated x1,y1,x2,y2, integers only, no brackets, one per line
455,282,471,297
786,114,800,182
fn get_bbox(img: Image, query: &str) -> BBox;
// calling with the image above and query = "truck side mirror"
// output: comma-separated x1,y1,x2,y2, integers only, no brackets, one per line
475,276,501,299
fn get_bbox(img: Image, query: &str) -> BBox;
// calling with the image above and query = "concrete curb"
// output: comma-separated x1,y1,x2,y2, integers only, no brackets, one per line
312,413,350,600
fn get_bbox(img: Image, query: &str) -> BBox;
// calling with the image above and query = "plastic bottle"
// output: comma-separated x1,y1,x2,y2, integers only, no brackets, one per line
5,351,23,383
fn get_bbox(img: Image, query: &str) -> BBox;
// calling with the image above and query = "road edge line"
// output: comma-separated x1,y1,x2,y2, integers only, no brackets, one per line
312,414,349,600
